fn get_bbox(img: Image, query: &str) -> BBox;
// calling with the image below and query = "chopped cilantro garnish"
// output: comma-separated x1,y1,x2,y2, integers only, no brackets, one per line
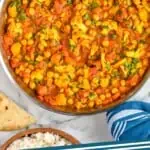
120,53,125,58
102,25,109,29
117,9,122,15
88,92,97,100
112,70,119,78
18,10,27,21
68,75,72,80
69,39,76,51
67,0,73,5
132,58,139,65
109,33,117,39
34,79,40,84
10,0,21,7
91,20,97,25
27,60,38,65
89,1,99,10
124,58,139,76
83,13,90,20
105,62,111,71
139,40,146,44
124,62,132,70
37,0,42,5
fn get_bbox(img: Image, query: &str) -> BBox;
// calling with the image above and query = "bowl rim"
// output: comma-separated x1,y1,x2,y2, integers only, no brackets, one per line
1,127,80,150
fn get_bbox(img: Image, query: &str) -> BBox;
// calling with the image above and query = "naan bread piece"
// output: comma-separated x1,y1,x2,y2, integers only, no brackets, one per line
0,92,36,131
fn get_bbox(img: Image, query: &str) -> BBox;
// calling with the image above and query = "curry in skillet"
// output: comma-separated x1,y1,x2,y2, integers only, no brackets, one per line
3,0,150,110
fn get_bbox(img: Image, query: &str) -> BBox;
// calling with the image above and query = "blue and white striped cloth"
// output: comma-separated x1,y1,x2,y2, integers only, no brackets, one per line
106,98,150,142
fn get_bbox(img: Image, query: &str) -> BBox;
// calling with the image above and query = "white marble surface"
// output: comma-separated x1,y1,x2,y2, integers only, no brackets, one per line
0,63,149,146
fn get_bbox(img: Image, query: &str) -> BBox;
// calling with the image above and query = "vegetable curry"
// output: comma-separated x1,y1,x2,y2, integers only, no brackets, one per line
3,0,150,110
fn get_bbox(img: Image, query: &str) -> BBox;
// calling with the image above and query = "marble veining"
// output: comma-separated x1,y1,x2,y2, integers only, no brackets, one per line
0,63,149,146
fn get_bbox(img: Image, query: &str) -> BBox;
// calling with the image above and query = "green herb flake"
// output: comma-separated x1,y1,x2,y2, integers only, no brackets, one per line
69,39,76,51
10,0,21,8
88,92,97,100
102,25,109,29
124,58,139,76
119,53,125,58
109,33,117,39
112,70,119,78
18,10,27,21
139,40,146,44
68,75,72,80
91,20,97,25
124,62,132,70
117,9,122,15
37,0,42,5
34,79,40,84
89,1,99,10
67,0,73,5
10,1,17,7
83,13,90,20
132,58,139,65
105,62,111,71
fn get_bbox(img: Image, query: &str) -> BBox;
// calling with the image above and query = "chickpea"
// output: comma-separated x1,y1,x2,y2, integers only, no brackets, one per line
112,88,119,94
88,101,95,108
29,81,36,89
68,98,74,105
85,20,92,26
100,94,106,101
120,80,126,86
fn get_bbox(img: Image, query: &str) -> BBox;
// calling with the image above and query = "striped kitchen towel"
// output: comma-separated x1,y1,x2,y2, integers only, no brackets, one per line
107,100,150,142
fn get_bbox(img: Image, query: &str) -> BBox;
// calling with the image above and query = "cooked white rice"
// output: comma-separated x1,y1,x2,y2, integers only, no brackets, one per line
7,132,71,150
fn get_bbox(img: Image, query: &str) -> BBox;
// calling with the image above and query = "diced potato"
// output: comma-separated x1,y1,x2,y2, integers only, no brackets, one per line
44,51,51,58
36,55,43,62
84,67,89,78
88,101,94,108
76,101,82,110
92,77,99,88
139,8,148,22
109,5,119,15
102,40,109,47
82,79,90,90
68,98,74,105
47,71,54,78
29,81,36,89
67,88,74,96
120,80,126,86
101,28,109,35
29,7,35,15
8,22,22,36
56,94,67,106
48,27,60,41
8,6,17,17
21,39,27,46
112,88,119,94
25,33,33,39
11,42,21,56
136,22,144,34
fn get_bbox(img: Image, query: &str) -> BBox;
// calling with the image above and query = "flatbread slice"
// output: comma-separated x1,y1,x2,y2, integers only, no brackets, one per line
0,92,36,131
